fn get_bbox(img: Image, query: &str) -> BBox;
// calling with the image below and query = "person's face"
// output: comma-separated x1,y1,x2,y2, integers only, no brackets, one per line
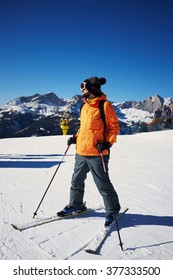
82,89,95,99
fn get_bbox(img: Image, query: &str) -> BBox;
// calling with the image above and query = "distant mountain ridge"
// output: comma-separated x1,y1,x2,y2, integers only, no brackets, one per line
0,92,172,138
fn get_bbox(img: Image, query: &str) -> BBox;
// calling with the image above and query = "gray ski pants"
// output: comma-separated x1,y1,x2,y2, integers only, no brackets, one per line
69,153,120,215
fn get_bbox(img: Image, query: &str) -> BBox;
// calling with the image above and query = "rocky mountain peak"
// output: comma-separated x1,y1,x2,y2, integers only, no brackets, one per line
32,92,66,106
143,94,164,113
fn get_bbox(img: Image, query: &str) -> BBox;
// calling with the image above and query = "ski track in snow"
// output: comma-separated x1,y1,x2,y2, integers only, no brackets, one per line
0,131,173,260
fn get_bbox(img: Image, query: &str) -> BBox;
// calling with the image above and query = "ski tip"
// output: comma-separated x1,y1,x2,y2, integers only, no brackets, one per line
85,249,97,254
11,224,17,229
11,224,20,231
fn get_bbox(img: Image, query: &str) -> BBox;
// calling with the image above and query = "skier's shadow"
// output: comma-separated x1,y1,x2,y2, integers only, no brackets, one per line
85,211,173,254
119,213,173,251
88,211,173,228
121,213,173,228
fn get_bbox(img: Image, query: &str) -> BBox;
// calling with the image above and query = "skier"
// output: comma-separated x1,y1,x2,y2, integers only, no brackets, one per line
57,76,121,227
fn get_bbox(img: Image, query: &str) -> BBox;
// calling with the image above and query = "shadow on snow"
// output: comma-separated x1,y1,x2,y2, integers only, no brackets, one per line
0,153,74,168
0,160,61,168
88,211,173,228
88,210,173,253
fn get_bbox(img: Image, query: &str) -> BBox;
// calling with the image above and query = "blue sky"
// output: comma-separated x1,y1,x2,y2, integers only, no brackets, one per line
0,0,173,106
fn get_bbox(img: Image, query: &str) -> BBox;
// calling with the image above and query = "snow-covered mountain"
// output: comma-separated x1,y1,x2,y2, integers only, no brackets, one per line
1,92,83,116
114,95,173,125
0,92,172,138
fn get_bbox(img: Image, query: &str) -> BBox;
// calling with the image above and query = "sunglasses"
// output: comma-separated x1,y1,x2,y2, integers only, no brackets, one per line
80,82,88,91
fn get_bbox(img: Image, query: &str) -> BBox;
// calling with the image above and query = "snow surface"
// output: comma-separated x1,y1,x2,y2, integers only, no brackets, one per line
0,131,173,260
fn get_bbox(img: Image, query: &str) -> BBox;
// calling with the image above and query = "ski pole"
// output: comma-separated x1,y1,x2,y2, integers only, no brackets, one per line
100,152,107,173
115,215,124,251
97,141,107,173
33,145,70,218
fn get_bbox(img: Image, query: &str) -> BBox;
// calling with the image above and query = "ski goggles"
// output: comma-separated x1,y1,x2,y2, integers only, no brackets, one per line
80,82,88,91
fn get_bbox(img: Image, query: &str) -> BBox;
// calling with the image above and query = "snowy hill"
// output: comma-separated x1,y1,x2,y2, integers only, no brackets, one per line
117,107,154,124
0,130,173,260
0,92,172,138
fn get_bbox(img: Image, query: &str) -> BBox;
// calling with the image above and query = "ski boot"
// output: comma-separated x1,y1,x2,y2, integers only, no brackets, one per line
57,203,87,217
104,213,115,227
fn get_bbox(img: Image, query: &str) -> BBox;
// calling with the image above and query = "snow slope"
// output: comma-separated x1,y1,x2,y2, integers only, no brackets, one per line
0,131,173,260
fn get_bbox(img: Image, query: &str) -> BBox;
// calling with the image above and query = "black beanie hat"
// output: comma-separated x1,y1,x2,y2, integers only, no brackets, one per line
83,76,106,97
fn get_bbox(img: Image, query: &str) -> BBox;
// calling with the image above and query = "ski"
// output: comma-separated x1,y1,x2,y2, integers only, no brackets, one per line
11,206,103,231
85,207,128,254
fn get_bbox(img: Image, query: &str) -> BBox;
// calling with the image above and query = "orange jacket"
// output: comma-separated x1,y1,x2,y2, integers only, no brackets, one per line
76,94,119,156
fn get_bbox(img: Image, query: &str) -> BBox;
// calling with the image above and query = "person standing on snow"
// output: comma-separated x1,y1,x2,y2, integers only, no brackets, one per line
57,76,121,227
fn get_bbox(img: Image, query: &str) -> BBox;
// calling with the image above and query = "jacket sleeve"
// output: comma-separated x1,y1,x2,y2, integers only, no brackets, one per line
104,101,119,145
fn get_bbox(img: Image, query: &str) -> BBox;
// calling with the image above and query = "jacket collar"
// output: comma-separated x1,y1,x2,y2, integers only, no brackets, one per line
84,94,107,106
